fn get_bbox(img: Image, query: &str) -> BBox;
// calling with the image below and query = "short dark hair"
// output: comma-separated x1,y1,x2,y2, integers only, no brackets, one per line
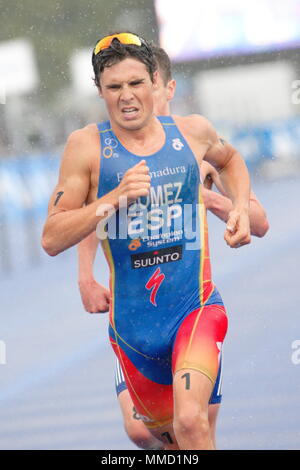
92,32,157,88
151,46,172,85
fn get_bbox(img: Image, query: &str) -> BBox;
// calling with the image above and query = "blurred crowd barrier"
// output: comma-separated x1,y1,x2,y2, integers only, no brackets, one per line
1,116,299,277
224,116,300,168
0,154,59,276
0,153,59,221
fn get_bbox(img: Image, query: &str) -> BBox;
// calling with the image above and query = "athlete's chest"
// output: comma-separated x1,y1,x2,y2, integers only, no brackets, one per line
100,139,197,193
96,118,207,200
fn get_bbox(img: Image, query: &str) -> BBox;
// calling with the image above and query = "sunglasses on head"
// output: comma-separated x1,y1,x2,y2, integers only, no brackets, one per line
94,33,149,55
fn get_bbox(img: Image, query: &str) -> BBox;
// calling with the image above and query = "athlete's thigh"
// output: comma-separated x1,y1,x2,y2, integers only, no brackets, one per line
172,304,228,386
117,376,178,449
110,338,174,429
118,389,144,433
171,304,227,423
173,367,213,421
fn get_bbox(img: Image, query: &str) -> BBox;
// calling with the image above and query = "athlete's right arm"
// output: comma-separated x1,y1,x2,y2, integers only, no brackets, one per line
42,129,150,256
42,129,117,256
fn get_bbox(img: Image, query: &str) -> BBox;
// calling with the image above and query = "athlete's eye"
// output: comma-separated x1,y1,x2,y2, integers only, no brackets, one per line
107,84,121,90
130,80,144,86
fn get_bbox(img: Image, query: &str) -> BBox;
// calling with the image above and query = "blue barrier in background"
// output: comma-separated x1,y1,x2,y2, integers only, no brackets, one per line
219,117,300,168
0,154,59,275
0,154,59,221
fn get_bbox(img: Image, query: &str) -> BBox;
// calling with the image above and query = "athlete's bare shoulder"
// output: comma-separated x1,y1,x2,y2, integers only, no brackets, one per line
171,114,218,165
172,114,216,144
62,123,100,172
66,123,99,153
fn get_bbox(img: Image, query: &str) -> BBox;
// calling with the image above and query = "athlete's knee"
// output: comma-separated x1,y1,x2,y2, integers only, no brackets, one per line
174,409,210,442
124,420,163,450
124,420,151,448
208,403,220,448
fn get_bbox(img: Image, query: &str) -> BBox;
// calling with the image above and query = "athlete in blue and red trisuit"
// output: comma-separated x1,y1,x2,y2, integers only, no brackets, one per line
42,33,253,449
78,45,269,451
98,112,228,448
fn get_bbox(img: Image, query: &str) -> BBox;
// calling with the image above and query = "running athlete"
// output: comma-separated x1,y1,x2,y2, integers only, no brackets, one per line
77,46,269,450
42,33,252,450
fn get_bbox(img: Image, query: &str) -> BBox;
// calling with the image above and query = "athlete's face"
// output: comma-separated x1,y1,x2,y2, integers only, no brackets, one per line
99,58,158,131
153,70,176,116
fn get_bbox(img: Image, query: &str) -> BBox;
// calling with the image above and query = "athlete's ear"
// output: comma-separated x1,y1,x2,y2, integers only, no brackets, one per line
152,70,159,90
97,85,103,98
167,79,176,101
96,75,103,98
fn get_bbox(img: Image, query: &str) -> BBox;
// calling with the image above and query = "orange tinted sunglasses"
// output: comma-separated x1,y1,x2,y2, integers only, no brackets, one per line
94,33,143,55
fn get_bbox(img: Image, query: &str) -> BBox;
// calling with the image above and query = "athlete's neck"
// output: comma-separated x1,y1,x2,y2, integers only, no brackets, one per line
111,115,165,157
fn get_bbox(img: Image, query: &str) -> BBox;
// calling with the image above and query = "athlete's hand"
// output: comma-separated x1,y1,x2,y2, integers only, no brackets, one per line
78,279,110,313
114,160,151,205
224,208,251,248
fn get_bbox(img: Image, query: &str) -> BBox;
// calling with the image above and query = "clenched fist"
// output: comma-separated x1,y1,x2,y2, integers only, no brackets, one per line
224,208,251,248
114,160,151,205
78,279,110,314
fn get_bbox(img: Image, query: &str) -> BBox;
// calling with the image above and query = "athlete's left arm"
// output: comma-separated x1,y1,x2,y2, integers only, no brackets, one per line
203,164,269,237
200,117,251,248
78,232,110,314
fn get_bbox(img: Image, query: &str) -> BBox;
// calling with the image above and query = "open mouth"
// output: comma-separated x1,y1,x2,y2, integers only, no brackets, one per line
121,107,139,118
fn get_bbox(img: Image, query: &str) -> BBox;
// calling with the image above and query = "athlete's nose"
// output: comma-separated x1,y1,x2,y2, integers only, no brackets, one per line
120,85,134,103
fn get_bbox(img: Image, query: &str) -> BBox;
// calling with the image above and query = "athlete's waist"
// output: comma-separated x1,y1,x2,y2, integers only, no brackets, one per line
109,280,220,320
109,285,224,360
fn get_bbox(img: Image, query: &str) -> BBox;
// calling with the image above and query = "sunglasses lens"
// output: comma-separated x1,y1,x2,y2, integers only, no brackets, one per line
94,33,142,55
117,33,142,46
94,37,111,53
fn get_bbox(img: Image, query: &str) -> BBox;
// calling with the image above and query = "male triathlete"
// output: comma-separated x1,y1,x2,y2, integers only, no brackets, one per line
43,33,254,449
77,45,268,450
